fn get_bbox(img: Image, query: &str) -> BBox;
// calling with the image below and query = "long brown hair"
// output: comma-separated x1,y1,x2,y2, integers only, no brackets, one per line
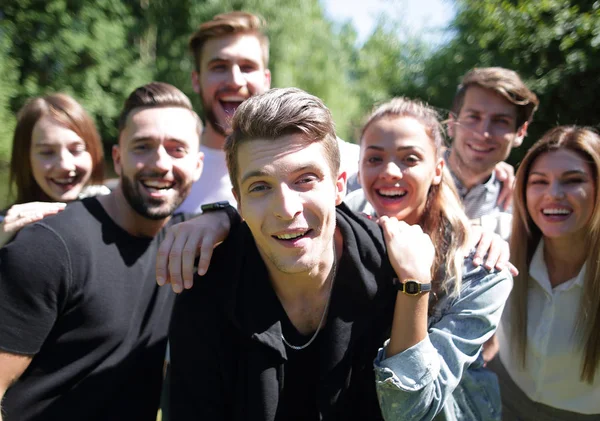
360,98,471,295
10,94,105,204
510,126,600,383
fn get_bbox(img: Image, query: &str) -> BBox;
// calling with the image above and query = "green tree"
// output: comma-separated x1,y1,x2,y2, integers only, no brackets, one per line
1,0,154,145
417,0,600,161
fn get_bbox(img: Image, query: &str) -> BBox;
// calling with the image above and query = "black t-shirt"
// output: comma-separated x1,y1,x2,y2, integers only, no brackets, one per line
0,197,183,421
276,309,322,421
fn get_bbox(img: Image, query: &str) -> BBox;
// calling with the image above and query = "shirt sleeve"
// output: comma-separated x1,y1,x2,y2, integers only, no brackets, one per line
168,233,236,421
374,264,513,421
0,223,71,355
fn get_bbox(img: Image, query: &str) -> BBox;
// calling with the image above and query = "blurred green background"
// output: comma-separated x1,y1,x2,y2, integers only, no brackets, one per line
1,0,599,208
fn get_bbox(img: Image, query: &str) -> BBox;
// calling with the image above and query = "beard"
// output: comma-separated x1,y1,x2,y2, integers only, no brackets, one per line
120,171,189,220
204,107,230,137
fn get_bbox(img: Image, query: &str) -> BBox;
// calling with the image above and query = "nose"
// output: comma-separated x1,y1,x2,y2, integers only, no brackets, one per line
548,180,566,199
151,145,173,173
272,183,302,221
474,118,492,139
58,149,76,173
225,65,245,88
379,161,403,181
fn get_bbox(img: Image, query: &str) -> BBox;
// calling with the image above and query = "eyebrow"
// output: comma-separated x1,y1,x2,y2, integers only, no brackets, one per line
463,108,515,119
529,170,589,177
129,135,188,145
240,165,318,186
364,145,424,152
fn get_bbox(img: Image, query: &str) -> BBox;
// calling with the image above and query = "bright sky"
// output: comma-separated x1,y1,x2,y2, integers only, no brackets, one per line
322,0,455,46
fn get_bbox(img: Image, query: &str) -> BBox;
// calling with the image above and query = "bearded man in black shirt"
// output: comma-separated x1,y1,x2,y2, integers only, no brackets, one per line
0,82,204,421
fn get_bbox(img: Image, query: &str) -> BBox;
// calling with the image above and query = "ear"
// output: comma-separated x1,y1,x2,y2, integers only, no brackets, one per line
447,114,456,139
432,157,444,186
191,71,201,94
513,121,529,148
335,171,348,206
193,151,204,182
112,144,122,176
264,68,272,90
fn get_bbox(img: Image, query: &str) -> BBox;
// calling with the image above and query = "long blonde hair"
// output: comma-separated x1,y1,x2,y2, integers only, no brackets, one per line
360,98,471,296
510,126,600,383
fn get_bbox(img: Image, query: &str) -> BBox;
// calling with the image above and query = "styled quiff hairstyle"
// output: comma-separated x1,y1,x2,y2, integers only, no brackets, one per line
189,11,269,72
117,81,203,138
360,98,471,296
510,126,600,384
10,93,105,204
225,87,339,196
452,67,539,128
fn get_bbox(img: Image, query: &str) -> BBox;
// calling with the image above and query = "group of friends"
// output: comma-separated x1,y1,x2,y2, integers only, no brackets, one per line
0,10,598,421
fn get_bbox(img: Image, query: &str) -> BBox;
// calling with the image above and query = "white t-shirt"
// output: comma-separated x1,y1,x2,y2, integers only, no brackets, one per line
498,239,600,414
178,139,361,214
177,145,236,214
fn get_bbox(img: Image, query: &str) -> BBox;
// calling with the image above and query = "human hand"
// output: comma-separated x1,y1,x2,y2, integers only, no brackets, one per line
156,211,232,293
494,161,515,210
378,216,435,282
0,202,67,247
467,225,518,276
482,334,499,365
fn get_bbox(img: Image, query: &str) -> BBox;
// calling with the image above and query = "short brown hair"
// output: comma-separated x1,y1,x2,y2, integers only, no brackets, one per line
118,82,203,138
225,87,339,196
189,11,269,72
452,67,539,128
10,93,105,204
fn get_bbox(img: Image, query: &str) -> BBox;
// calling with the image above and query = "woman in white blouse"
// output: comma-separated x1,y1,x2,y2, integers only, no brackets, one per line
491,126,600,419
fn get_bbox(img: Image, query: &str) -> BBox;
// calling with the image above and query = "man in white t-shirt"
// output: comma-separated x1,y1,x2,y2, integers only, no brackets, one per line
178,11,359,213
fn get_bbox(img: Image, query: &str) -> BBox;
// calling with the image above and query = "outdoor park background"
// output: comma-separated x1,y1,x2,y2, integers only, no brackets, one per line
1,0,599,208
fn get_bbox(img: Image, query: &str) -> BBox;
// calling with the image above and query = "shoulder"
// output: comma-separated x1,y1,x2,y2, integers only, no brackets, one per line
344,188,375,216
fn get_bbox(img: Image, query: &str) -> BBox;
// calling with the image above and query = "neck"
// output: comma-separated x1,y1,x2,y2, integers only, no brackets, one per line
543,235,587,287
448,149,492,190
97,188,169,238
201,123,227,150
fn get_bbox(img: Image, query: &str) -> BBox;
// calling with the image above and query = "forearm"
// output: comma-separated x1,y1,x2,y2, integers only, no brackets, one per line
386,292,429,358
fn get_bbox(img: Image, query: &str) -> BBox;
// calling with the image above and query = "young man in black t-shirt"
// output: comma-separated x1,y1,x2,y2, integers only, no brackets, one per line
165,88,435,420
0,82,204,421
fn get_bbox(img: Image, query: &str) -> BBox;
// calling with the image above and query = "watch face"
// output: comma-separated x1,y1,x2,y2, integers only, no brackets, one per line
405,281,420,295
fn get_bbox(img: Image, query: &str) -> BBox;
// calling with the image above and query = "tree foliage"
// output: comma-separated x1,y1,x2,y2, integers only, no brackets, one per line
414,0,600,161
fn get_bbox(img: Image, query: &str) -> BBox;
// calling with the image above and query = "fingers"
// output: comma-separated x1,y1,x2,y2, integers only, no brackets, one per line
156,228,176,287
494,162,515,210
507,262,519,277
472,230,492,267
196,236,217,277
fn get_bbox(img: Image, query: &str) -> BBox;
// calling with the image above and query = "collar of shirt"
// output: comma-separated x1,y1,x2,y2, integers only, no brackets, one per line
529,239,587,295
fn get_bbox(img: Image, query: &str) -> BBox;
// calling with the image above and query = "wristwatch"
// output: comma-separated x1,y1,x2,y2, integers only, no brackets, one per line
393,278,432,296
200,201,231,212
199,201,241,228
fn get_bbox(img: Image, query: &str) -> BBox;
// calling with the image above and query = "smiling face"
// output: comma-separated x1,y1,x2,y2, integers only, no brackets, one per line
30,116,93,202
526,149,596,243
113,106,203,220
449,86,527,181
192,33,271,138
359,116,443,225
234,134,345,276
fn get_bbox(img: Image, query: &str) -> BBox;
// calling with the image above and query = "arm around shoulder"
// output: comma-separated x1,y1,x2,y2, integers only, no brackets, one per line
374,265,513,421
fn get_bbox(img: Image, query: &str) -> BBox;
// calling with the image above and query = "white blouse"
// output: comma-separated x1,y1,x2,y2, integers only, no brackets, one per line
497,239,600,414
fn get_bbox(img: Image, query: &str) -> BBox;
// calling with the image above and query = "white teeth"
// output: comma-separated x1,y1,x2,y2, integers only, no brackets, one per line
52,177,76,185
378,189,407,197
542,208,571,215
470,144,491,152
276,231,307,240
143,180,173,189
220,96,246,102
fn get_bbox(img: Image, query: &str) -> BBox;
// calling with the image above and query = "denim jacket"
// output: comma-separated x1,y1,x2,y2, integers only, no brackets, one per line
374,258,513,421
